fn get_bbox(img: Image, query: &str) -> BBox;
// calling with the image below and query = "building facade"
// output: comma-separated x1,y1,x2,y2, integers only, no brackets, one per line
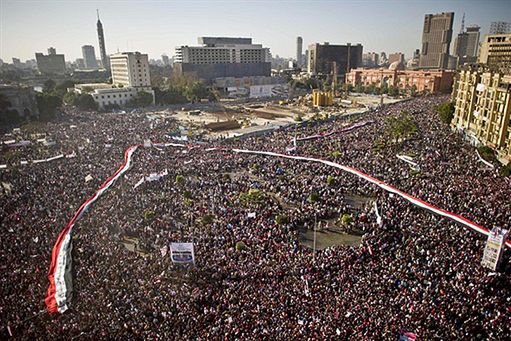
453,26,480,65
362,52,379,67
110,52,152,89
82,45,98,69
74,83,147,110
346,67,455,94
478,34,511,67
489,21,511,35
451,66,511,163
307,42,363,78
419,12,454,69
296,36,303,67
388,52,405,64
174,37,271,82
35,48,66,74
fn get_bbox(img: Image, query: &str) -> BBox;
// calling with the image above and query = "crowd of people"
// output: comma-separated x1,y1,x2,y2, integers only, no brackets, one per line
0,95,510,339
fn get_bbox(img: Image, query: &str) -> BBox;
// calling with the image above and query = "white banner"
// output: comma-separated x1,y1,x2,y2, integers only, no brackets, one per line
170,242,195,264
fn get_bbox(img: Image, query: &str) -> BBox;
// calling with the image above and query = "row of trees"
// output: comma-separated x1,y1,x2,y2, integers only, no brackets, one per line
153,73,218,105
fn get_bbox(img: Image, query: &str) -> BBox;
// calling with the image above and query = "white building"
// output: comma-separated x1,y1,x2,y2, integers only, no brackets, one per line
175,37,271,65
74,83,148,109
110,52,152,90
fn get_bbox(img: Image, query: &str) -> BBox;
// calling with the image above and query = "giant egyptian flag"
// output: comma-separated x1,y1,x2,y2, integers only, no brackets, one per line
45,145,139,314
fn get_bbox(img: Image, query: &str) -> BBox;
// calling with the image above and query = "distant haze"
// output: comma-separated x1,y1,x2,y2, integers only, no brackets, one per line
1,0,510,62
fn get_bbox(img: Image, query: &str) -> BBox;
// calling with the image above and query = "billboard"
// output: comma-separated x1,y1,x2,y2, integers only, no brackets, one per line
481,228,508,271
170,242,195,264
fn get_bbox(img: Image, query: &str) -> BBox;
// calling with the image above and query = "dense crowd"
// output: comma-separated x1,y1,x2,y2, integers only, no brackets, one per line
0,96,510,339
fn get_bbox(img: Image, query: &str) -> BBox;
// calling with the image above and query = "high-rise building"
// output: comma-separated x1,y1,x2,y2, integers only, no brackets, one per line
161,54,170,66
110,52,152,89
419,12,454,69
489,21,511,35
362,52,379,67
478,34,511,67
452,65,511,163
35,48,66,74
453,25,480,65
96,10,109,71
388,52,405,64
296,36,303,67
307,42,363,78
82,45,98,69
12,58,22,68
75,58,85,69
174,37,271,81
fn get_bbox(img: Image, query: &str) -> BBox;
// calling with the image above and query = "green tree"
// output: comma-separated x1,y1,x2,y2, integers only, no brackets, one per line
340,213,353,225
385,109,418,142
43,79,56,93
388,86,399,97
308,192,320,203
175,175,185,185
437,101,455,125
54,80,76,97
63,91,78,105
74,94,98,111
128,91,153,107
36,93,62,121
326,175,335,186
0,94,23,126
275,214,288,225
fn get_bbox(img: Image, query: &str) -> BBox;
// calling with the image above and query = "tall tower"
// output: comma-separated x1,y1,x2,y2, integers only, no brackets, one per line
419,12,454,69
97,10,109,70
296,36,303,67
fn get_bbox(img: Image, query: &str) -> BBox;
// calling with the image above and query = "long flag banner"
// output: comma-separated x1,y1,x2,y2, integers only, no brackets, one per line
45,145,139,314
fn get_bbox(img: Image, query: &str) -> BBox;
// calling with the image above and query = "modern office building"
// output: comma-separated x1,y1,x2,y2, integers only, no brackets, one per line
478,34,511,67
71,51,154,109
35,48,66,74
362,52,379,67
489,21,511,35
82,45,98,69
161,54,170,66
451,65,511,163
174,37,271,82
296,36,303,67
419,12,454,69
110,52,152,89
307,42,363,78
388,52,405,64
346,67,455,94
453,25,480,65
96,10,109,71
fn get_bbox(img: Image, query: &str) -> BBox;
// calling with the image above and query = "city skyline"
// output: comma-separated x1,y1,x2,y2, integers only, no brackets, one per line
1,0,510,62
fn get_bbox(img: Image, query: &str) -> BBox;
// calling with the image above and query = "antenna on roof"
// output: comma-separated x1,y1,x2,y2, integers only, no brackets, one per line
97,9,100,21
460,13,465,33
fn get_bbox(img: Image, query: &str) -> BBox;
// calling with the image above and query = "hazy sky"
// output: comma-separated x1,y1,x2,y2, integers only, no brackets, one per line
1,0,510,62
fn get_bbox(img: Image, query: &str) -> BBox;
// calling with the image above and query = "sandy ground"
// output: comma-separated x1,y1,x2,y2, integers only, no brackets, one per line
145,94,407,140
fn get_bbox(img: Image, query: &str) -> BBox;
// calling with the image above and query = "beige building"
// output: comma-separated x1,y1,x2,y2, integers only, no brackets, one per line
478,34,511,67
419,12,454,69
451,66,511,163
110,52,152,89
